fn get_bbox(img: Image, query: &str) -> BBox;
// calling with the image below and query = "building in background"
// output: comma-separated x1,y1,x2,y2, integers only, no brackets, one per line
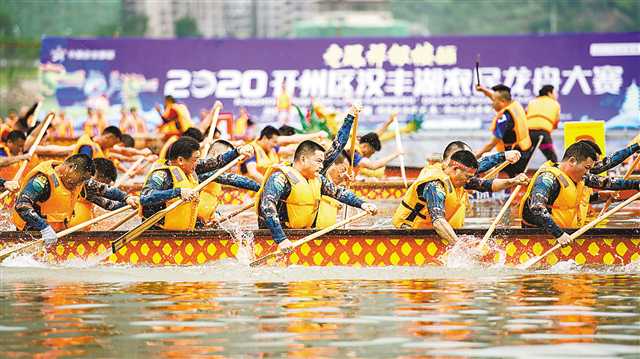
123,0,225,38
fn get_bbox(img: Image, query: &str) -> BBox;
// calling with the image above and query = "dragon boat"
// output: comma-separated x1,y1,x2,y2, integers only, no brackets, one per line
1,228,638,268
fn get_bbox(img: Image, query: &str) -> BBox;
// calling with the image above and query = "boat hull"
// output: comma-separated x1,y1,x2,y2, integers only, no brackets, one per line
1,228,638,268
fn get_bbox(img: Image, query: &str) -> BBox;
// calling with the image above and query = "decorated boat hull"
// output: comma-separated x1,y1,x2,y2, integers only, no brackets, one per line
1,228,638,268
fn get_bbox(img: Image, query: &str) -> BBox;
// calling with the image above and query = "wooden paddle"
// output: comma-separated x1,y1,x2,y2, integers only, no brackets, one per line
597,154,640,217
0,205,132,262
0,112,54,201
519,190,640,270
107,209,138,230
209,201,255,226
476,136,544,251
114,156,146,187
482,161,510,180
201,101,223,159
392,113,408,188
250,210,369,267
344,112,359,222
110,155,245,254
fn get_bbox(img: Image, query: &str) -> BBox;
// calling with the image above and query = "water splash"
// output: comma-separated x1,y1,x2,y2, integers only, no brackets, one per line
215,208,255,265
440,235,507,269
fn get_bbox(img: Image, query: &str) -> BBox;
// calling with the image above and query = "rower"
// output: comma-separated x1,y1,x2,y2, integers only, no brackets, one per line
197,139,260,223
11,154,139,245
156,95,195,139
426,140,522,178
67,158,133,230
475,84,532,177
519,142,640,245
0,130,33,180
392,150,528,242
350,132,404,176
244,126,327,183
72,126,122,159
157,127,206,165
256,140,377,252
139,137,253,230
314,104,361,228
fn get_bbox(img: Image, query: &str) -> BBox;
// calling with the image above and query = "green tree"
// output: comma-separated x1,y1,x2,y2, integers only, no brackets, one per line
175,17,202,38
391,0,640,35
121,12,148,36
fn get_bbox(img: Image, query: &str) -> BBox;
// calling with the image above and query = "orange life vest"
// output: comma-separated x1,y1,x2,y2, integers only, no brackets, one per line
490,101,531,152
11,160,82,231
526,96,561,133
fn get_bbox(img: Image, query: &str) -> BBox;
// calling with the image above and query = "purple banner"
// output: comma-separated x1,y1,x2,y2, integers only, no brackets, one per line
40,33,640,131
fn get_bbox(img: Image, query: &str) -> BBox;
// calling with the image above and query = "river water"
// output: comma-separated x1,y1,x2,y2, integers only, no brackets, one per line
1,200,640,358
2,262,640,358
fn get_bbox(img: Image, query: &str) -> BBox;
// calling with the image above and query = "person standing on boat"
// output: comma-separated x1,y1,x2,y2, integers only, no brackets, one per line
519,142,640,245
11,154,139,245
526,85,561,162
139,137,254,230
475,84,532,178
392,150,528,242
257,140,378,252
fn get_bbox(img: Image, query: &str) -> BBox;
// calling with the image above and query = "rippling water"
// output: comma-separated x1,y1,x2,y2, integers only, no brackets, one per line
2,262,640,358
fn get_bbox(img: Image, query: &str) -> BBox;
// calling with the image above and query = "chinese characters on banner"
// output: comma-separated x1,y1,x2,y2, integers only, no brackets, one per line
40,34,639,130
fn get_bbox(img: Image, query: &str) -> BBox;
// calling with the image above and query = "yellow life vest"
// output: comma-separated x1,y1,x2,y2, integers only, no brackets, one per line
255,164,321,229
11,160,82,231
526,96,561,133
519,161,589,228
315,195,340,229
197,181,222,222
72,134,105,159
159,103,194,136
392,165,467,229
250,141,279,175
490,101,532,152
67,197,94,230
143,165,199,230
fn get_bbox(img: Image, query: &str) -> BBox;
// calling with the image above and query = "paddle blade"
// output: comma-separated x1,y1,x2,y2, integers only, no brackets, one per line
249,251,279,267
0,239,44,262
111,209,166,253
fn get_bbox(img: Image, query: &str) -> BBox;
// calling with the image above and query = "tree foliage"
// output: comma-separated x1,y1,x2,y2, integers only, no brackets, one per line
175,17,202,38
391,0,640,35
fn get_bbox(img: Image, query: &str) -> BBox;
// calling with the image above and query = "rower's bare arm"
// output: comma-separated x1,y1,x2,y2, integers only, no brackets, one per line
491,173,529,192
111,145,152,157
432,218,459,244
277,132,327,145
0,154,30,167
24,120,47,152
357,150,403,170
475,84,494,100
34,144,75,155
245,162,264,183
375,113,396,137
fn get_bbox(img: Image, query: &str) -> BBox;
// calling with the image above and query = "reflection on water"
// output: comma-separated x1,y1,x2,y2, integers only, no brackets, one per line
2,268,639,358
